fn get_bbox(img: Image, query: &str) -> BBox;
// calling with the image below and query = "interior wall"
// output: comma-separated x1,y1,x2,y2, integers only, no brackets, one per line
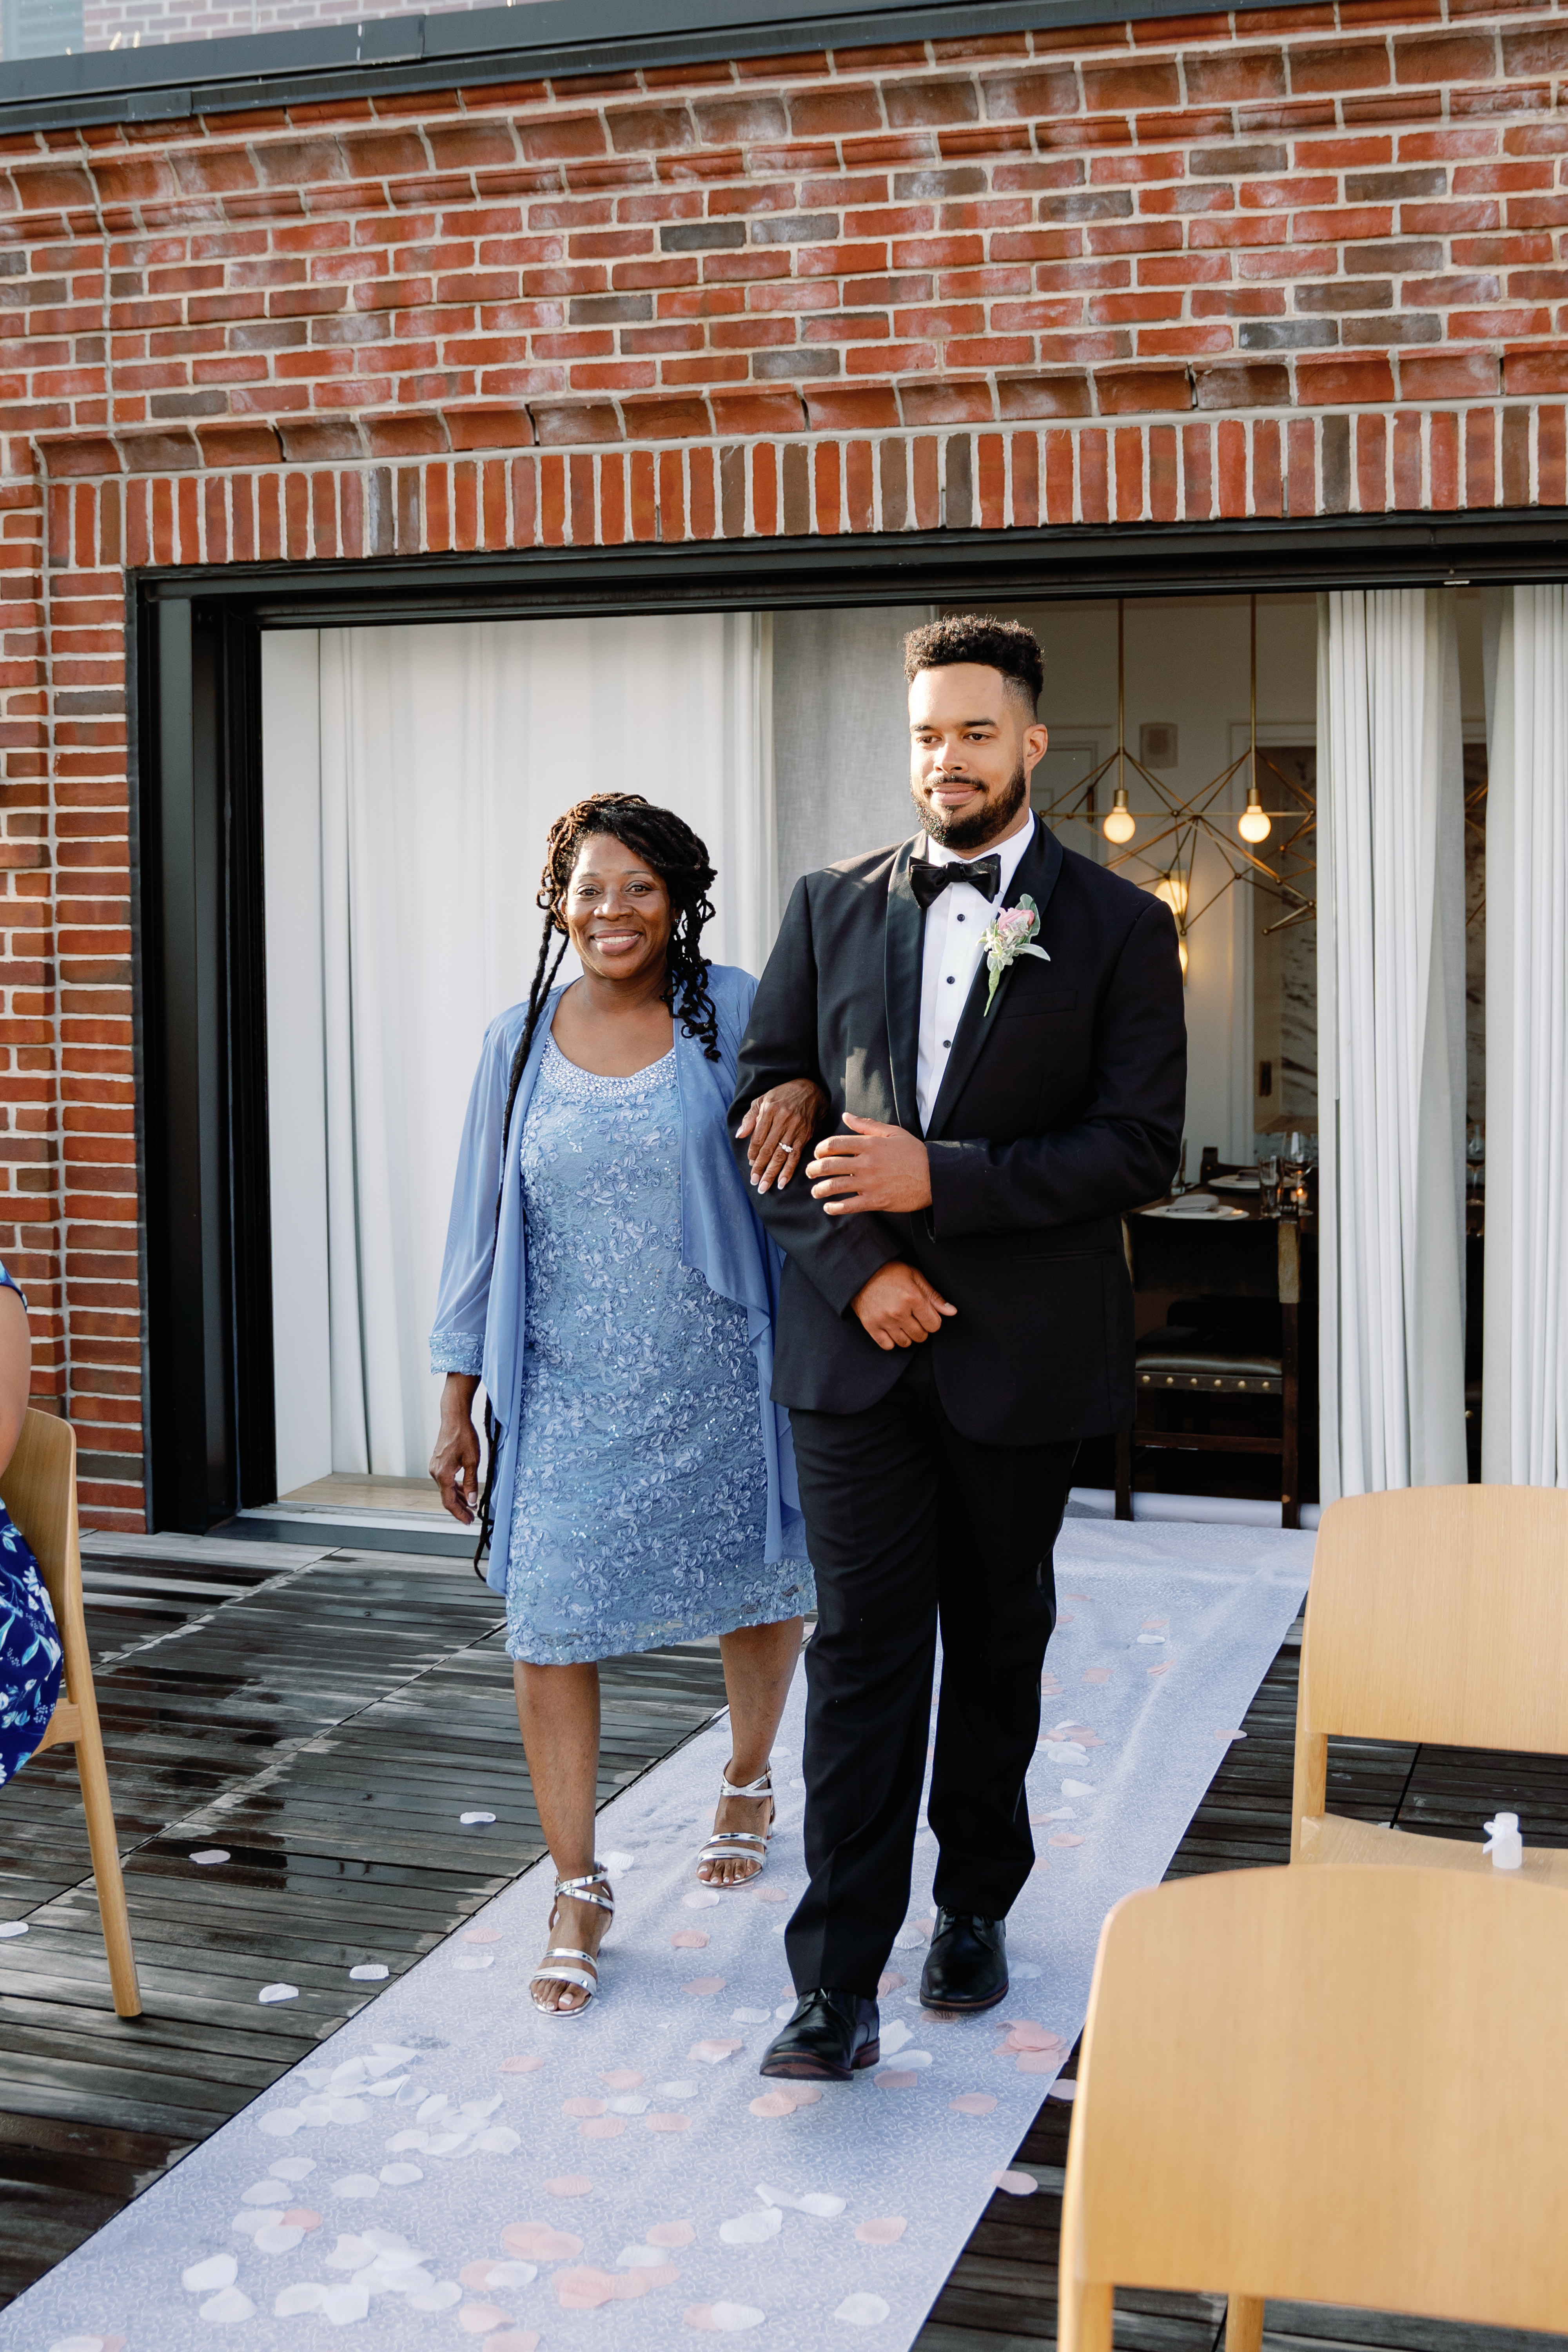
771,605,931,911
996,596,1319,1170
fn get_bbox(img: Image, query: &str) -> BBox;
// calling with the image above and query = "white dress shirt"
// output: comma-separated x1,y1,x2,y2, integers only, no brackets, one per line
915,812,1036,1133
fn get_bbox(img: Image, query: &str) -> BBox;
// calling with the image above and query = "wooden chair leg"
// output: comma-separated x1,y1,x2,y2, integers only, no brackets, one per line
1289,1643,1328,1867
1114,1429,1134,1521
1060,2275,1114,2352
1226,2294,1265,2352
72,1685,141,2018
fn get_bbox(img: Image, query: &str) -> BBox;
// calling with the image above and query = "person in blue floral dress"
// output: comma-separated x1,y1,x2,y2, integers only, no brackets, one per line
0,1264,61,1788
430,796,822,2014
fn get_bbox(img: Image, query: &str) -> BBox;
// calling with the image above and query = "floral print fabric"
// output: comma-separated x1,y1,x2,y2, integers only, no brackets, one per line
505,1037,813,1666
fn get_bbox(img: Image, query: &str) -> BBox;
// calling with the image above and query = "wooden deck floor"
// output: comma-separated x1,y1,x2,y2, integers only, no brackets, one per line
2,1535,1566,2352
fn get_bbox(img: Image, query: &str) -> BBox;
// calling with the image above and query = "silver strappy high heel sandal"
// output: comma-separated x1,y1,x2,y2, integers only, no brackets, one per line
696,1768,775,1887
530,1864,614,2014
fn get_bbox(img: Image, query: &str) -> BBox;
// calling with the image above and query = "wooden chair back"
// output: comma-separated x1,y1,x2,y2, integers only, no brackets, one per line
2,1408,142,2017
1060,1866,1568,2352
1292,1485,1568,1851
6,1408,87,1736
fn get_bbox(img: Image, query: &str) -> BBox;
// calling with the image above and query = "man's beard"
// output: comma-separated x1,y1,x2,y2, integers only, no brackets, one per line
913,761,1030,852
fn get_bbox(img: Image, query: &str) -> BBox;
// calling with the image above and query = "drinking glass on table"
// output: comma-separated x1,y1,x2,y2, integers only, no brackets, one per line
1257,1152,1282,1218
1281,1131,1306,1217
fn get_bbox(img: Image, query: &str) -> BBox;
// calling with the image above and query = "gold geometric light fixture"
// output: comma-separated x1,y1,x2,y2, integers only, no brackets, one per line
1046,594,1316,971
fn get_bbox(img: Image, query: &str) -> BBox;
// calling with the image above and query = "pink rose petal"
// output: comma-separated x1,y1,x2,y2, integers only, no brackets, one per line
1031,1857,1051,1872
459,2306,514,2334
502,2223,582,2261
581,2116,627,2139
749,2092,796,2118
856,2217,907,2245
612,2265,679,2298
751,1887,788,1903
950,2093,997,2116
280,2208,321,2231
465,1927,502,1944
1082,1668,1112,1684
1217,1729,1247,1742
561,2098,605,2118
681,1975,726,1997
1148,1662,1172,1675
877,1971,906,1994
1049,1832,1084,1847
645,2114,691,2133
1063,1592,1089,1601
1004,2022,1065,2052
556,2269,616,2311
875,2069,918,2089
488,2336,541,2352
671,1930,711,1948
460,2262,499,2290
690,2039,743,2062
1142,1617,1167,1629
1055,1612,1074,1626
545,2175,594,2199
684,2309,720,2333
991,2170,1039,2197
1017,2050,1065,2075
599,2069,644,2090
501,2056,544,2074
647,2221,697,2249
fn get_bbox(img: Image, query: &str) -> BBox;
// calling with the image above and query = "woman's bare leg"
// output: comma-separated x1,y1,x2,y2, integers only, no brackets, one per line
700,1617,804,1887
514,1660,608,2011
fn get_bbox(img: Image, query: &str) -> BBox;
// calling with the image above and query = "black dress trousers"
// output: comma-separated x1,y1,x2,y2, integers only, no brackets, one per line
784,1342,1078,1998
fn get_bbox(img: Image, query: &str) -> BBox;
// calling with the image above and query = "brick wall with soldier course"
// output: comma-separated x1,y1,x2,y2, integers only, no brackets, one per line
2,3,1566,1525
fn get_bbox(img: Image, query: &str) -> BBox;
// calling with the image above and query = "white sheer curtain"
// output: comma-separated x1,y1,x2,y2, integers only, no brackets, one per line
771,605,931,909
261,613,768,1490
1482,585,1568,1486
1317,588,1468,1502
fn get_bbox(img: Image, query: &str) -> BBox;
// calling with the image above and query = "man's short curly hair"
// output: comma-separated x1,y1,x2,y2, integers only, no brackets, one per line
903,613,1044,713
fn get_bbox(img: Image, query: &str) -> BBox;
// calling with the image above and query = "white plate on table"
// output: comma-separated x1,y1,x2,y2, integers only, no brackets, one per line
1210,1173,1261,1192
1148,1198,1249,1220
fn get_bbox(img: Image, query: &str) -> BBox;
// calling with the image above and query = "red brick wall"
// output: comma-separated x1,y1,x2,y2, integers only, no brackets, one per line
2,4,1564,1524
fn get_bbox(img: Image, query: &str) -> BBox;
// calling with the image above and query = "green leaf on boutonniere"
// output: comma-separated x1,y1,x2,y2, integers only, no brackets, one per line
982,892,1052,1013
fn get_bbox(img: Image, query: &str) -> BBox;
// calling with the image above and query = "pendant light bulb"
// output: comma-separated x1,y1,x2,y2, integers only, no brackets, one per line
1177,935,1189,978
1239,781,1271,844
1103,784,1136,845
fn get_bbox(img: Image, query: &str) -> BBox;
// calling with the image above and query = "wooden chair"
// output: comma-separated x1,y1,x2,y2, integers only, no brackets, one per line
1114,1209,1305,1529
1060,1865,1568,2352
9,1408,142,2017
1292,1484,1568,1885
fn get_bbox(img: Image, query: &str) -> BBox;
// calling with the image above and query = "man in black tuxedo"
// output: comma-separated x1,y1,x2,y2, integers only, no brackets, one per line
731,613,1186,2082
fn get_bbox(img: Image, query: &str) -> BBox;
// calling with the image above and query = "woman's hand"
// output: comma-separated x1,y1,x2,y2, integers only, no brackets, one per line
738,1078,828,1194
430,1373,482,1524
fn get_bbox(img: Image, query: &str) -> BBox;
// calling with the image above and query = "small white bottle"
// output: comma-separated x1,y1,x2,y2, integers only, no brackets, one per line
1482,1812,1523,1870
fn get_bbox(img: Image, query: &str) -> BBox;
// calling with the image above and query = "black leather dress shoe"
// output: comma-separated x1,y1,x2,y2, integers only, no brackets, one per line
920,1911,1009,2011
758,1989,881,2081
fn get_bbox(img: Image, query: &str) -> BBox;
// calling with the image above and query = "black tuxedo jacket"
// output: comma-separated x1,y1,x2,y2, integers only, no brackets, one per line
729,823,1187,1445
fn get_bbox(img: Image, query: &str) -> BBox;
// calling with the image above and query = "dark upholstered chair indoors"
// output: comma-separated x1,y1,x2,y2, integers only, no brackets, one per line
1115,1189,1308,1530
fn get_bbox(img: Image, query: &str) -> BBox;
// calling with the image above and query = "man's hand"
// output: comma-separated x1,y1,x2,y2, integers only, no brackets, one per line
807,1113,933,1216
430,1372,481,1524
849,1261,956,1350
737,1077,828,1194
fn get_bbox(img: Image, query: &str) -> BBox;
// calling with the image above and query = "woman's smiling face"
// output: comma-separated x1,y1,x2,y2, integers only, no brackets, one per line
562,831,673,986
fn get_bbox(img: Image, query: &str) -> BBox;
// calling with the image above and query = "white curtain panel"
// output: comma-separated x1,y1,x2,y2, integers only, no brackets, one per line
1482,585,1568,1486
262,613,768,1487
1316,588,1468,1503
771,604,932,909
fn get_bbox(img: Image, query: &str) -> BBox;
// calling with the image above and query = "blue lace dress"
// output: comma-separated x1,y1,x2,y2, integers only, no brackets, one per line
0,1266,61,1788
505,1036,813,1667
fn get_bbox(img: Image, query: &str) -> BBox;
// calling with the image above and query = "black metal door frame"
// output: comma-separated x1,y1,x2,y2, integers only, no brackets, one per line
135,505,1568,1531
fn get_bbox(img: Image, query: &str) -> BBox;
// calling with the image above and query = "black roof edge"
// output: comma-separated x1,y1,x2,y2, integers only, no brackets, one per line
3,0,1251,137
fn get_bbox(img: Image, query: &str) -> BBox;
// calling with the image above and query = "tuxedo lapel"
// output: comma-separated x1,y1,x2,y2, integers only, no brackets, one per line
883,839,924,1136
925,821,1065,1141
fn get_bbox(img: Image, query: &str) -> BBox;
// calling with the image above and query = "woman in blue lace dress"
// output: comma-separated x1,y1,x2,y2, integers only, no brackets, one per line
0,1265,62,1790
430,796,822,2014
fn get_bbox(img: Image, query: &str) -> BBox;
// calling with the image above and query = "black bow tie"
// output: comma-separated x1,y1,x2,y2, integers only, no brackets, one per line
910,852,1003,911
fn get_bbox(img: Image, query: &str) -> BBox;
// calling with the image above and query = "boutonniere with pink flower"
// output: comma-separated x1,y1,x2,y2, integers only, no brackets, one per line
981,893,1051,1013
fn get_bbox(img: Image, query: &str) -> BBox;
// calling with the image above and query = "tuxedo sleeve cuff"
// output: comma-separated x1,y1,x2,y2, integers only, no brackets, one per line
809,1220,903,1318
925,1139,994,1240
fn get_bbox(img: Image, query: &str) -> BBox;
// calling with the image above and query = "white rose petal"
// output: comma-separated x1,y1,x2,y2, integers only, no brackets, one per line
458,1811,495,1826
836,2292,890,2325
254,2225,306,2255
405,2282,462,2313
182,2254,238,2293
349,1964,388,1982
719,2209,783,2246
199,2287,256,2323
258,1983,299,2005
275,2284,329,2315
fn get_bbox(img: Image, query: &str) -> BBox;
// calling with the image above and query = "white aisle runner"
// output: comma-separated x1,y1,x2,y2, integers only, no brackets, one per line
3,1519,1312,2352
